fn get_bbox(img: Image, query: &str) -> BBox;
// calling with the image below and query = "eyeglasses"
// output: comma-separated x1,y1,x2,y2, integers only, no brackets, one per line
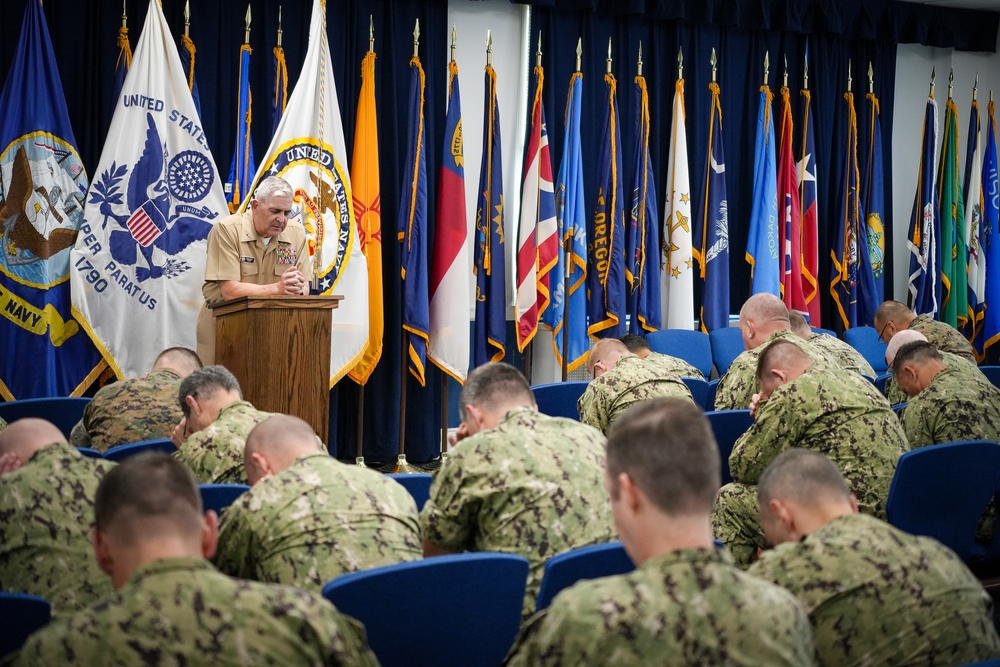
878,320,893,343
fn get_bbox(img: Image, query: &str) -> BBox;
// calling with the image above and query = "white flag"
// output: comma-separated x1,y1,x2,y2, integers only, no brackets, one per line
72,0,226,378
660,80,694,328
242,0,368,385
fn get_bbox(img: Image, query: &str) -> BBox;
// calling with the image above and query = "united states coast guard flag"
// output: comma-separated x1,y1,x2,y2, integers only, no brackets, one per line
243,0,368,385
0,0,104,398
907,92,941,316
73,0,225,379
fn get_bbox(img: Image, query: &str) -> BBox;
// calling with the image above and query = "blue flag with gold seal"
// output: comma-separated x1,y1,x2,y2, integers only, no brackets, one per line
0,0,104,398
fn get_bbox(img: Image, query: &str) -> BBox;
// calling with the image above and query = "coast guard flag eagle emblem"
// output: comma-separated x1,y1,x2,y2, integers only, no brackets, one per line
72,0,225,379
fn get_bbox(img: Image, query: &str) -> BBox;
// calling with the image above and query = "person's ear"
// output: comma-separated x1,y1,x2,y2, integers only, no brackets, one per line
465,404,487,430
185,394,202,419
201,510,219,559
849,494,859,514
768,498,796,534
248,451,272,480
618,472,641,513
92,528,114,577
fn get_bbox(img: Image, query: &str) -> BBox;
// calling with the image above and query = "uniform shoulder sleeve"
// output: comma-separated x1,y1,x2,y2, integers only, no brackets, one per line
204,217,243,282
213,496,258,580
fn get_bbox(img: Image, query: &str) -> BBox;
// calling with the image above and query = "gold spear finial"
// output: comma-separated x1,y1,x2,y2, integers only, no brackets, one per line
803,49,809,90
677,46,682,80
637,41,643,77
868,62,874,95
974,71,979,102
763,51,769,86
606,37,612,74
121,0,127,29
244,5,251,44
575,37,582,73
710,47,717,83
930,66,936,97
536,31,542,69
184,0,190,38
949,66,954,99
413,19,420,59
486,29,492,67
782,54,787,88
847,59,852,91
451,24,457,62
369,15,374,52
277,6,283,47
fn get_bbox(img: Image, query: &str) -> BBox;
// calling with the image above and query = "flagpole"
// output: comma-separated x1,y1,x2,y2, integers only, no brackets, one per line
356,386,366,466
561,38,581,383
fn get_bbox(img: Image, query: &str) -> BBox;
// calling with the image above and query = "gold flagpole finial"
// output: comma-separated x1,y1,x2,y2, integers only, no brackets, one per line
486,29,492,67
763,51,769,86
948,66,954,99
868,62,874,95
575,37,582,73
184,0,190,38
930,66,936,96
121,0,127,28
991,90,994,104
677,46,683,80
974,71,979,102
368,15,374,52
277,6,283,47
536,31,542,69
803,49,809,90
606,37,612,74
244,5,251,43
710,47,717,84
451,24,457,61
637,41,643,77
413,19,420,59
847,59,852,91
782,54,788,88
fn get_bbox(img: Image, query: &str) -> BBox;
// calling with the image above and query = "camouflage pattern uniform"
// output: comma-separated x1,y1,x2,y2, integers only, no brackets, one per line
712,363,907,566
577,353,693,433
749,513,1000,666
9,556,378,666
174,400,270,484
0,442,115,616
420,406,615,618
505,547,816,666
645,351,704,380
0,417,6,431
901,366,1000,448
69,369,183,451
908,313,977,364
884,350,985,407
215,451,422,591
806,333,874,377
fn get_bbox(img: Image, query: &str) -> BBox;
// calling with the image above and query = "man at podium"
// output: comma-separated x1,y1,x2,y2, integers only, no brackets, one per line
196,176,312,363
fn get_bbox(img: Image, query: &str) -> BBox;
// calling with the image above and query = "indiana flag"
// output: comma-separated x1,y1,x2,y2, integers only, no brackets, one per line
546,71,588,372
472,62,506,366
587,70,626,339
982,101,1000,357
225,41,256,213
0,0,104,398
348,47,383,385
398,55,430,385
938,94,966,328
179,32,202,120
777,85,806,315
799,85,821,326
73,0,224,378
629,68,661,335
747,82,779,296
272,43,288,137
693,81,730,333
515,64,557,350
907,94,941,316
862,89,887,313
243,0,368,385
658,75,691,330
965,95,985,350
429,60,470,382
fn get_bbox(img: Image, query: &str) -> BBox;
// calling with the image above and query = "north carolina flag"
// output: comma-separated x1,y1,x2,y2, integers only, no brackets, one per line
907,95,941,317
747,83,779,297
938,95,966,328
981,101,1000,356
348,48,383,386
73,0,225,378
398,55,430,385
179,33,202,120
862,90,887,316
0,0,104,398
799,86,821,326
429,60,470,382
242,0,368,385
777,85,806,315
225,42,256,213
587,71,626,339
965,96,985,351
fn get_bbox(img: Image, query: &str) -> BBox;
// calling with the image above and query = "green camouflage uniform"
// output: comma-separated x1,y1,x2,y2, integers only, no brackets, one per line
712,363,907,566
885,350,985,407
577,353,693,433
645,351,704,379
0,442,115,616
70,369,183,451
175,400,270,484
806,333,874,377
749,513,1000,667
8,557,378,667
714,330,831,411
215,451,422,591
0,417,6,431
420,406,615,618
908,313,977,364
901,366,1000,447
505,547,816,667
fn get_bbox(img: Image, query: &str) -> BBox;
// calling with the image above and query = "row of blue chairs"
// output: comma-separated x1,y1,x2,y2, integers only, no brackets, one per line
532,377,720,421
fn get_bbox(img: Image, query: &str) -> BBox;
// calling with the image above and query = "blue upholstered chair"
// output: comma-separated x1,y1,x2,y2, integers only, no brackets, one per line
874,373,892,396
811,327,839,338
531,381,588,420
322,553,529,667
0,592,51,657
681,377,711,411
980,366,1000,389
76,447,104,459
705,410,754,486
536,541,634,612
843,325,889,373
708,327,745,376
0,397,90,439
645,330,713,379
387,473,433,511
103,438,176,462
198,484,250,516
705,379,719,411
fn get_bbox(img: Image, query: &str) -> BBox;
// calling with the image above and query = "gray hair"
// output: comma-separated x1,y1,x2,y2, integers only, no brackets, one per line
253,176,293,204
178,365,242,418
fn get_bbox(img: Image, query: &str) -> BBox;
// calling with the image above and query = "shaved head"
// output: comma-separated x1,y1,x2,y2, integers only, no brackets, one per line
884,329,927,366
587,339,630,376
758,449,852,510
740,293,790,324
152,347,203,377
874,300,912,323
788,311,811,339
0,418,66,462
873,301,916,343
756,340,813,399
244,415,324,484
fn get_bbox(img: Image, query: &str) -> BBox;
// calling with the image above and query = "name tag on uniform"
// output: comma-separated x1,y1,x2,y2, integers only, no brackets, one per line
240,256,255,263
275,246,297,265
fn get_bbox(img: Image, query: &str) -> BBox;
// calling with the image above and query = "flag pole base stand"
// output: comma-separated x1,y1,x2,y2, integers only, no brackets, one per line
394,454,422,474
355,457,367,468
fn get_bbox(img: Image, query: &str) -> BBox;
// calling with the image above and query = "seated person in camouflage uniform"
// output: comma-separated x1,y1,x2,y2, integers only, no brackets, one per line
0,416,6,431
712,340,907,567
883,329,987,407
70,347,202,452
505,399,816,667
215,415,422,591
577,338,693,433
421,362,615,619
0,419,115,617
750,449,1000,667
9,453,378,666
172,366,271,484
874,299,976,364
619,333,705,379
892,341,1000,447
788,311,874,377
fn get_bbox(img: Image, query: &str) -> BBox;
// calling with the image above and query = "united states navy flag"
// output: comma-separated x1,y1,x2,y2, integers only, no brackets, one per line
0,0,104,398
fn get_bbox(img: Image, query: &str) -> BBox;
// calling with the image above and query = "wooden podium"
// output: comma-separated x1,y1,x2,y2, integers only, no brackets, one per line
210,295,343,443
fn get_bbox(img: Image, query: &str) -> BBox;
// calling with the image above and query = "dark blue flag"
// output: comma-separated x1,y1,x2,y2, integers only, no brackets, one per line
862,91,886,314
179,34,203,121
626,73,660,334
982,101,1000,357
225,44,256,212
907,96,941,316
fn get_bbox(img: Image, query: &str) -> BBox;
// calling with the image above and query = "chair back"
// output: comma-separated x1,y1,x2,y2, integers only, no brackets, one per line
886,440,1000,562
199,484,250,515
811,327,839,338
103,438,176,462
76,447,104,460
645,330,713,378
387,473,433,511
0,397,91,439
323,552,529,667
705,410,754,486
535,541,633,612
980,366,1000,389
531,381,588,420
706,379,719,411
892,402,907,414
681,378,710,411
0,592,51,657
843,325,889,373
874,373,891,396
708,327,745,376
